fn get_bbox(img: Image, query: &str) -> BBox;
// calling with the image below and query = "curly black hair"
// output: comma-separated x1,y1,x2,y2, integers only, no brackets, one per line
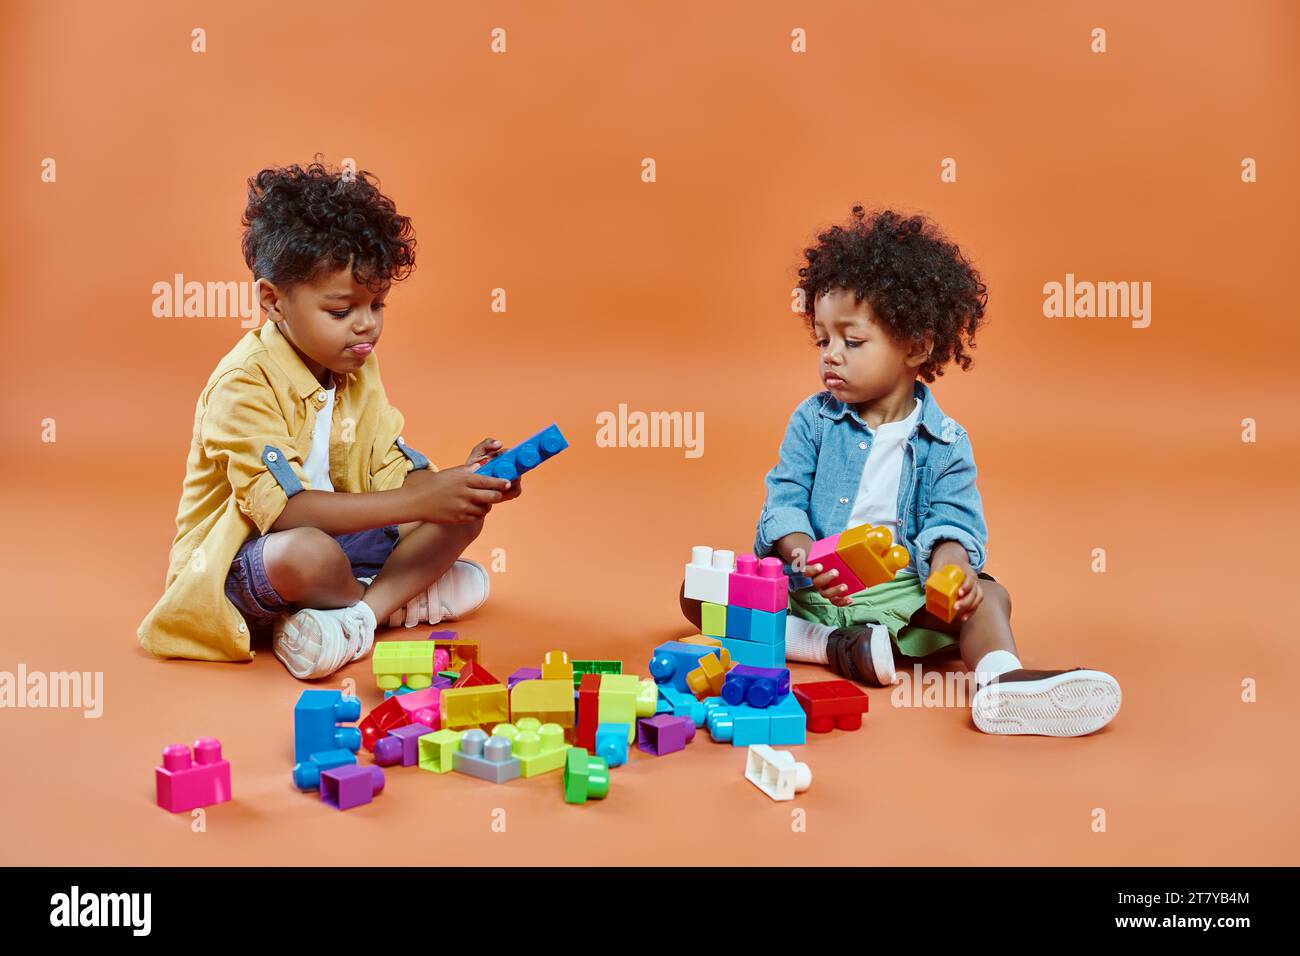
796,205,987,382
241,153,416,295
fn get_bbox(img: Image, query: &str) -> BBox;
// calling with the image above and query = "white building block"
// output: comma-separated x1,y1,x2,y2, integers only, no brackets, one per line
684,546,734,605
744,744,812,801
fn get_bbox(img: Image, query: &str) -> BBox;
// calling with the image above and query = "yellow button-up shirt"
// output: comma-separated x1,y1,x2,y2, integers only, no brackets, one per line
137,319,432,662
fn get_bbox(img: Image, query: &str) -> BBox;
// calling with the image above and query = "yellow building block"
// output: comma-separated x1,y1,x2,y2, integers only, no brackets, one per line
686,651,730,700
418,729,464,773
925,564,966,623
599,674,641,744
441,684,509,729
510,679,576,727
491,718,568,777
432,637,480,671
679,635,722,648
636,677,658,717
541,649,573,682
837,522,910,587
372,641,436,691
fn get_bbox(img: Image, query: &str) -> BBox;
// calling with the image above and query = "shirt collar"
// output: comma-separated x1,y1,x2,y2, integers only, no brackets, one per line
818,380,955,443
259,320,359,399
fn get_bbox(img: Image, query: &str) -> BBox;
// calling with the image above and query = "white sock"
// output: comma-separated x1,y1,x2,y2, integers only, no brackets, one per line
973,649,1022,689
786,617,836,664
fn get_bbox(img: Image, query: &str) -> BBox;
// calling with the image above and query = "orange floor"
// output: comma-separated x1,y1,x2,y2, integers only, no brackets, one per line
3,0,1298,866
3,406,1298,866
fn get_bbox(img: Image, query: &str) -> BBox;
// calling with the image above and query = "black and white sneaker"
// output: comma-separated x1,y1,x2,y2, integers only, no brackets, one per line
826,624,897,687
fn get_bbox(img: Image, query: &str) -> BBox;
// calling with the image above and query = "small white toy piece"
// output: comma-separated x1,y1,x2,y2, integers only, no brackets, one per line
744,744,812,801
684,545,735,605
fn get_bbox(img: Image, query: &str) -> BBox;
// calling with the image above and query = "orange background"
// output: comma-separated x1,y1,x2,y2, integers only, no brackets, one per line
2,0,1298,865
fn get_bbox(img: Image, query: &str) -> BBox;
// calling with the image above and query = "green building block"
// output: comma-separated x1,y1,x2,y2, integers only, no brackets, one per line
563,748,610,804
490,718,568,777
417,729,463,773
701,602,727,638
571,660,623,687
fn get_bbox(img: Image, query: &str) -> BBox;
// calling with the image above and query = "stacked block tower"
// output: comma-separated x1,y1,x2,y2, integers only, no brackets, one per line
685,547,787,669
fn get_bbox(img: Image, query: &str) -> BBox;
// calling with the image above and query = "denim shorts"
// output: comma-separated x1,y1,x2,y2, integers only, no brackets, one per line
225,524,401,630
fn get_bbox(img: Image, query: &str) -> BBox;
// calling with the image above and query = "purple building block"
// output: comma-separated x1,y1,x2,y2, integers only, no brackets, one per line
721,665,791,708
636,715,696,756
155,737,232,813
508,667,542,690
319,764,386,810
389,723,432,767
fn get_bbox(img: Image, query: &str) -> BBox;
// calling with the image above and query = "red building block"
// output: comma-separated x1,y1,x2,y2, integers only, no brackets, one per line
576,673,601,752
453,661,501,689
359,696,410,753
155,737,232,812
792,680,869,733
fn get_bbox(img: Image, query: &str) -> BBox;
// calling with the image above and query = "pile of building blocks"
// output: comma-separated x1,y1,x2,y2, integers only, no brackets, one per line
292,690,363,791
476,423,569,482
155,737,232,812
744,745,812,802
685,547,787,669
924,563,966,622
807,522,910,595
792,680,869,733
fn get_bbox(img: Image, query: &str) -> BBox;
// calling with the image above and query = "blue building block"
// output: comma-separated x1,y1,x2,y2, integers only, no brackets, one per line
655,696,673,715
721,636,785,669
594,723,629,768
476,423,568,482
658,685,707,726
702,698,770,746
293,690,362,790
767,693,808,746
721,665,791,708
726,604,752,640
648,641,714,692
291,747,357,791
382,685,417,699
747,608,786,646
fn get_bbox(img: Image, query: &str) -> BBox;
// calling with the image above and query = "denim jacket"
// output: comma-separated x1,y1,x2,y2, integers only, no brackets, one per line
754,380,988,590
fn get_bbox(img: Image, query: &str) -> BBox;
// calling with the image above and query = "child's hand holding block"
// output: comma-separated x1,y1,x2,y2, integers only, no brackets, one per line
925,564,966,622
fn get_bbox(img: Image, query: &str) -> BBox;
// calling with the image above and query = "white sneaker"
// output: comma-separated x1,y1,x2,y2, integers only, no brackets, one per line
971,667,1122,737
390,559,490,628
273,601,378,680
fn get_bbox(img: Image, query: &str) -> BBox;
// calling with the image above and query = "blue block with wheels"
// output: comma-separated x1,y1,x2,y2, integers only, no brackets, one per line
476,423,568,482
747,608,786,645
648,641,714,692
703,698,770,746
721,637,785,669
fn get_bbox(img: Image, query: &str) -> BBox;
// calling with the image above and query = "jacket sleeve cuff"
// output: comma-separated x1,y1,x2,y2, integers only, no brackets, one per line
239,469,294,536
756,507,815,558
913,524,985,586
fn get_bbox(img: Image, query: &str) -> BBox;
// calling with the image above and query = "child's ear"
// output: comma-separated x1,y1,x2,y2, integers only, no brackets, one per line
905,334,933,369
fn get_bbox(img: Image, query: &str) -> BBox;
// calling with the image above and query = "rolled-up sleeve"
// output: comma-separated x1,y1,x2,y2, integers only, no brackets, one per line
200,369,307,536
754,398,820,558
368,402,434,493
913,431,989,583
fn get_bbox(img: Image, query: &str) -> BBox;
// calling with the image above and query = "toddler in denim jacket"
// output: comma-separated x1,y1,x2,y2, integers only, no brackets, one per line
691,206,1121,737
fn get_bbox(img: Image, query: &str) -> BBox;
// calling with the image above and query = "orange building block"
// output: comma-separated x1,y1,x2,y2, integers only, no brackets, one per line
541,649,573,682
679,635,722,648
432,637,480,671
686,650,732,700
836,522,909,587
925,564,966,623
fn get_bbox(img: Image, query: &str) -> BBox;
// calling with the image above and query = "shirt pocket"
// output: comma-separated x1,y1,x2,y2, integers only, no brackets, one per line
914,466,934,520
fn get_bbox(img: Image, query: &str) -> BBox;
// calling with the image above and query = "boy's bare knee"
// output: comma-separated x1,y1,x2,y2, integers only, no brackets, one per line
262,527,346,599
983,580,1011,614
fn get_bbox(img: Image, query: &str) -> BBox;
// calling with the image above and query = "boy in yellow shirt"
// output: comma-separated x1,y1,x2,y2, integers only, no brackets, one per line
138,160,518,679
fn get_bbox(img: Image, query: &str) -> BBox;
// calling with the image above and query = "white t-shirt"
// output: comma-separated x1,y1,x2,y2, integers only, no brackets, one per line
303,384,336,492
846,397,922,572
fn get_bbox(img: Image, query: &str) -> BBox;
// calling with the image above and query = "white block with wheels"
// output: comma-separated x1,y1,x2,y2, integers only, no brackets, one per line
745,744,812,801
684,545,735,605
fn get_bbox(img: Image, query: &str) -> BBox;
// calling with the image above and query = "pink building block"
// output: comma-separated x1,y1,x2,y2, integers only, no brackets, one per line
728,555,789,613
155,737,232,813
806,534,865,594
396,687,441,730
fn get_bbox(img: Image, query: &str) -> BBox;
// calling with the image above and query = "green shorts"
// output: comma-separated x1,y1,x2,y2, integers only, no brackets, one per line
788,570,998,659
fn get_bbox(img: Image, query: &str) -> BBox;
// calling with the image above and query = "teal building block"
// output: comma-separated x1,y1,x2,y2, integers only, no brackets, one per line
747,608,786,646
658,685,706,726
722,637,785,669
594,723,629,767
767,693,808,746
726,604,752,640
